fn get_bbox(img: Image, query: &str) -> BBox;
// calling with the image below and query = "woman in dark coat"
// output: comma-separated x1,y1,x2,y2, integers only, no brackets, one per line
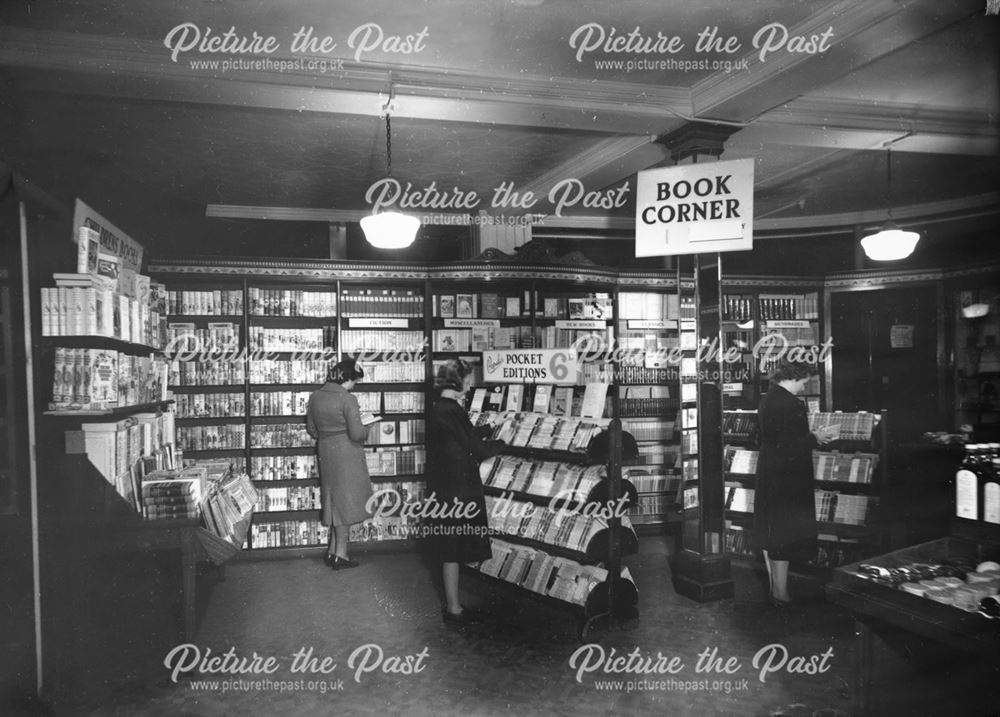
753,358,836,604
425,359,502,624
306,359,372,570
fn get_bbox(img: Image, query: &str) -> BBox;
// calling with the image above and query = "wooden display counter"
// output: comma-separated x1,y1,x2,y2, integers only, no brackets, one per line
826,535,1000,716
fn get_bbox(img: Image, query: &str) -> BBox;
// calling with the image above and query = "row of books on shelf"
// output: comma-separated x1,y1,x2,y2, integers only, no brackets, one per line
723,485,872,525
178,425,245,451
256,484,321,512
366,419,425,446
250,423,312,448
41,270,167,349
65,410,177,488
479,455,606,500
170,359,245,386
484,495,632,554
167,289,244,316
619,389,673,418
167,324,240,351
815,491,871,525
432,292,614,320
169,357,427,387
813,451,878,484
624,468,680,495
471,538,627,607
365,446,425,477
614,365,676,385
722,411,757,442
618,292,680,321
629,493,673,522
65,412,176,482
250,513,422,548
758,293,820,321
623,418,675,443
249,360,326,385
355,391,425,415
252,391,311,417
723,523,866,568
474,412,608,453
251,454,318,481
49,348,169,412
469,383,609,419
432,326,611,353
808,412,878,441
339,288,423,318
249,288,338,317
249,327,336,353
630,444,678,466
356,360,424,384
761,325,817,347
176,392,244,419
342,329,424,354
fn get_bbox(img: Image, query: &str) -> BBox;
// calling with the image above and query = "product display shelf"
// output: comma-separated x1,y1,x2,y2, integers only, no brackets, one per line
721,409,889,571
466,418,639,639
615,288,682,533
720,279,826,412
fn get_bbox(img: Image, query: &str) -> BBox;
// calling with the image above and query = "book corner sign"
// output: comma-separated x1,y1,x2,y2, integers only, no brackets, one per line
635,158,754,257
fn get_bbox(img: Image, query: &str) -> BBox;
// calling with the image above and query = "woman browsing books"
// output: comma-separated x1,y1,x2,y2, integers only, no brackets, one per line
306,359,374,570
426,359,504,625
752,358,837,605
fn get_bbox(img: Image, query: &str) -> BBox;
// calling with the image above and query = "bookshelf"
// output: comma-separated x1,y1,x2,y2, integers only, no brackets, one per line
721,408,889,570
720,280,826,412
615,289,682,533
159,275,433,553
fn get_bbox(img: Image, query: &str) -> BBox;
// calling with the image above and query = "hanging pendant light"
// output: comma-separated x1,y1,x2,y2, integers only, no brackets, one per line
361,87,420,250
860,147,920,261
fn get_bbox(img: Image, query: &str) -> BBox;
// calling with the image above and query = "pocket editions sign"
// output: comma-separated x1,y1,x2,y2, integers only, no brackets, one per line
483,349,578,384
635,158,754,257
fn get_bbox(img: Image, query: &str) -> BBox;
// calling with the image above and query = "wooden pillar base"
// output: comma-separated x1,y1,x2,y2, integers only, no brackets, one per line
671,549,734,602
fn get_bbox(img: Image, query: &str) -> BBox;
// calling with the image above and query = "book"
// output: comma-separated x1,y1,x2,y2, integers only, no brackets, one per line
360,412,383,427
532,385,552,413
438,295,455,318
76,227,101,274
96,253,121,292
456,294,475,318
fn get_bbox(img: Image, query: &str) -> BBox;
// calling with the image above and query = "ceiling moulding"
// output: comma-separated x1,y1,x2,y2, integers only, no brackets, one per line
0,27,691,135
204,203,635,231
689,0,981,123
753,193,1000,233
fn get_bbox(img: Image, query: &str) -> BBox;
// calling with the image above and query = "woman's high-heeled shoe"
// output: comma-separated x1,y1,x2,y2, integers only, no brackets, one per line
331,556,360,570
324,553,336,568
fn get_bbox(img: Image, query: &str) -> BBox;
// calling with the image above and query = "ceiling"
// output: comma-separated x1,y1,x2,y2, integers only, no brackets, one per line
0,0,997,267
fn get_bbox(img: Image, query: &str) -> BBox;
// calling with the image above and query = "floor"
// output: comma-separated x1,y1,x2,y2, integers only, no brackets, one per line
37,534,856,717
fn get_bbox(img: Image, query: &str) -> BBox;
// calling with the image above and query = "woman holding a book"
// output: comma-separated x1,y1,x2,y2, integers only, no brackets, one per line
753,358,837,605
306,358,374,570
426,359,504,625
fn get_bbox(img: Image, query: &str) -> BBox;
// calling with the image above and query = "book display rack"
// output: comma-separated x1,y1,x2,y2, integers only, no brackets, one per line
721,408,889,569
470,412,640,638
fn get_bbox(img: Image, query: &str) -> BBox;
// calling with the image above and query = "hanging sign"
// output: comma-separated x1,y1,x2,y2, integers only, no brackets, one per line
635,158,754,257
72,198,144,273
483,349,578,384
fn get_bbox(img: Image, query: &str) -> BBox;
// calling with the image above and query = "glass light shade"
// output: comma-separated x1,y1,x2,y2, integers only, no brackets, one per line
860,226,920,261
361,211,420,249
